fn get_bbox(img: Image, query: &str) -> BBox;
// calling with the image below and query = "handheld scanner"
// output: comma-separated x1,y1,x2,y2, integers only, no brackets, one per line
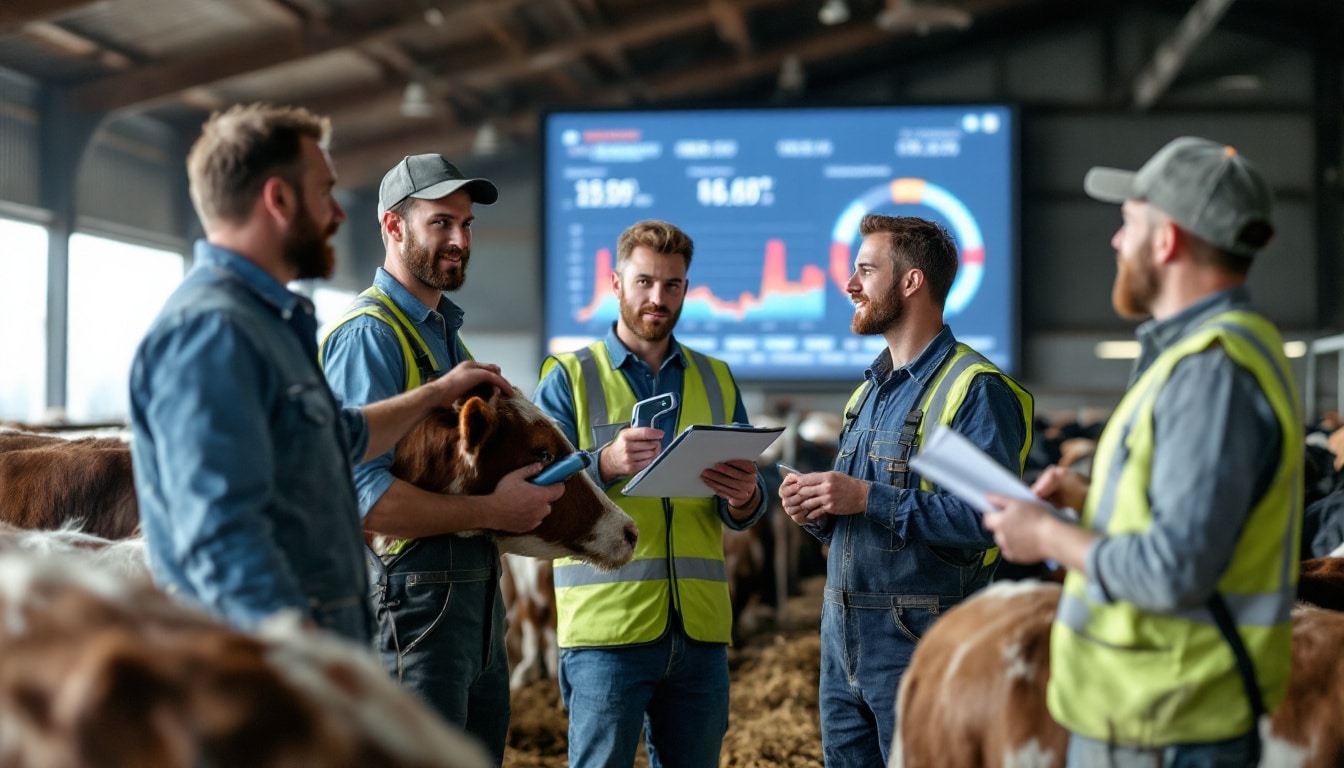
530,451,593,485
630,392,678,428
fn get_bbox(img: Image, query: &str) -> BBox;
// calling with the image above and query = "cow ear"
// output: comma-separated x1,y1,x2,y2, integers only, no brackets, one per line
459,394,498,452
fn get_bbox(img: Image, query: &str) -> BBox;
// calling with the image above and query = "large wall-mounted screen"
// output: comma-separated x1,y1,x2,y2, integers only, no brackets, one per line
541,104,1018,383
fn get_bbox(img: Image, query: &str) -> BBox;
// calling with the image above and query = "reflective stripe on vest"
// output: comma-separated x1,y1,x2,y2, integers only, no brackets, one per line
544,341,737,647
1047,310,1303,747
842,344,1034,566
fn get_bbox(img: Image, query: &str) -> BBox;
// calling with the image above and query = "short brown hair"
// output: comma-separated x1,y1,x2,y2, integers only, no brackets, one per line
858,215,959,306
615,220,694,271
186,103,330,230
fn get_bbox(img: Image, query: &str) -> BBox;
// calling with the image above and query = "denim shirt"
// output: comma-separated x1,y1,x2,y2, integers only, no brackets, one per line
533,323,767,530
129,240,372,641
321,268,497,571
1084,286,1282,612
818,326,1028,601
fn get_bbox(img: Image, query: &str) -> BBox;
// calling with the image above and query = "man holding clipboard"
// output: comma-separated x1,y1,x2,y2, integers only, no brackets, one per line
534,220,768,768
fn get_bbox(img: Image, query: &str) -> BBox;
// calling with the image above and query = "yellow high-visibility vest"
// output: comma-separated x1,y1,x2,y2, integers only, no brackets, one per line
544,341,739,647
1048,310,1303,746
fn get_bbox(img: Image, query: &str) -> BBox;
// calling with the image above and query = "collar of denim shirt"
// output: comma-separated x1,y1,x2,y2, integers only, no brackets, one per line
192,240,313,320
372,266,465,334
601,321,689,374
864,323,957,390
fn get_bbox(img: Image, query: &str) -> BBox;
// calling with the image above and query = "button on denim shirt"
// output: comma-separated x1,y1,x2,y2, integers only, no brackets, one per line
129,241,372,642
816,326,1028,602
321,267,497,573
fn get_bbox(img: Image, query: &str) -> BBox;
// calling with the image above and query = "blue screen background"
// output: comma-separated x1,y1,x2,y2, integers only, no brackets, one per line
542,105,1017,382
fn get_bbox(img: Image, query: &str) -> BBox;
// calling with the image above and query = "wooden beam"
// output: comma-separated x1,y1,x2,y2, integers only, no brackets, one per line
0,0,101,35
707,0,754,58
65,0,531,114
453,0,793,90
23,21,133,70
333,112,534,188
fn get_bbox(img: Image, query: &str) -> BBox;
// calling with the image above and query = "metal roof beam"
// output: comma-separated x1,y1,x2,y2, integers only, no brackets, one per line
1131,0,1236,111
0,0,101,35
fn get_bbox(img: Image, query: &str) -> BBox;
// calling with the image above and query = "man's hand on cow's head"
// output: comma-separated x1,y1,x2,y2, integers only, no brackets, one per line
702,459,759,510
598,426,663,482
779,471,868,523
486,464,563,533
427,361,511,408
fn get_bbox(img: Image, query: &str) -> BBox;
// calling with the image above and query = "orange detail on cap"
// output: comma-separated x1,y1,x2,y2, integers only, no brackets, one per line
1224,146,1237,157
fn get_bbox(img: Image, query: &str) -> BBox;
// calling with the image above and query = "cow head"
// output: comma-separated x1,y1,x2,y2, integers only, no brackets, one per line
392,386,637,570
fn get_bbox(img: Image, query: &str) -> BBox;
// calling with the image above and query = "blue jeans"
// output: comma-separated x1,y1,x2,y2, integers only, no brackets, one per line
559,623,729,768
1067,732,1259,768
818,593,942,767
370,542,510,766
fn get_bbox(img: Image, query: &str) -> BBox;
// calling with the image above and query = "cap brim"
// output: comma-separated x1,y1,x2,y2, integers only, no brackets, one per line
410,177,499,205
1083,167,1136,203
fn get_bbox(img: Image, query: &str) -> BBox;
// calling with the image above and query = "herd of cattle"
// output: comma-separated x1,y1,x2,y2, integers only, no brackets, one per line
3,397,1344,766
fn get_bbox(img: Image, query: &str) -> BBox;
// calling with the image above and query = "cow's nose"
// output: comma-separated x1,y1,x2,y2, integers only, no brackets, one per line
623,524,639,550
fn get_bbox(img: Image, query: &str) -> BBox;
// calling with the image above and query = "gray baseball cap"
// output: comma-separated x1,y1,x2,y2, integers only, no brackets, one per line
1084,136,1274,257
378,153,498,215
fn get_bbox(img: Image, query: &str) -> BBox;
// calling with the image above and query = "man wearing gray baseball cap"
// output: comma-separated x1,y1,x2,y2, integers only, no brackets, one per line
322,153,562,764
983,137,1301,768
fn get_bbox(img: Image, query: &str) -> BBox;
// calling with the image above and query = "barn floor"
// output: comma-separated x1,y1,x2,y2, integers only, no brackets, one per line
504,575,826,767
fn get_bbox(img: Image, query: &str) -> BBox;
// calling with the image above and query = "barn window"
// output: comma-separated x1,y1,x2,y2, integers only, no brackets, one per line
0,217,47,422
65,233,184,423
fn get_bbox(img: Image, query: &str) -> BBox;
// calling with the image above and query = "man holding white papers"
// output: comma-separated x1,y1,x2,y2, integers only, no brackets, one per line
533,219,766,768
984,138,1301,768
780,214,1033,767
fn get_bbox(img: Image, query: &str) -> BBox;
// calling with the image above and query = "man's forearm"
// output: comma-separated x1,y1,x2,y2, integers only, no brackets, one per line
363,478,489,539
360,386,439,462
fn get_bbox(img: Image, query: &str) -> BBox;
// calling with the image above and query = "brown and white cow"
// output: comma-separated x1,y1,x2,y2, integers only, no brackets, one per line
1,387,638,569
0,430,139,540
0,547,491,768
893,564,1344,768
388,386,638,569
502,553,559,691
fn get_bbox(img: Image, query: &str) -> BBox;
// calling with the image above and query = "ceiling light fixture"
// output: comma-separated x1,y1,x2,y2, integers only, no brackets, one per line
818,0,850,26
400,81,435,119
473,121,500,157
776,54,806,96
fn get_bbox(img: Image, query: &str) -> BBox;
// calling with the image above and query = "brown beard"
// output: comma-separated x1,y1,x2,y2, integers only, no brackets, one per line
618,295,681,342
403,226,469,292
282,191,337,280
850,286,904,335
1111,241,1159,320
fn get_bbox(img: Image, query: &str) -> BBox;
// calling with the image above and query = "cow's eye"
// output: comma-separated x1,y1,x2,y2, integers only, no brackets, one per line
534,449,554,465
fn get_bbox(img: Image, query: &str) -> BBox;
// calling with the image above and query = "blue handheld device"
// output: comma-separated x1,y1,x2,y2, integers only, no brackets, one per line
530,451,593,485
630,393,678,428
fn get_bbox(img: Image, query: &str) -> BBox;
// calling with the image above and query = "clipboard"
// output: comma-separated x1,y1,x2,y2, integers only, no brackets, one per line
621,424,784,498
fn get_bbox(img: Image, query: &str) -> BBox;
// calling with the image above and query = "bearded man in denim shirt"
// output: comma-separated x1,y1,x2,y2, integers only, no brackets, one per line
780,215,1032,767
130,104,510,642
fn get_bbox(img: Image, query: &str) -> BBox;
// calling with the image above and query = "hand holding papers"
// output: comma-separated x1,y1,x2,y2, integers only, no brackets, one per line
907,425,1042,515
622,424,784,498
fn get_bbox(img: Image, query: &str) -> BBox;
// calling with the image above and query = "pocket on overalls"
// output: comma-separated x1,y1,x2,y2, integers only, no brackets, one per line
382,576,454,657
890,605,939,643
870,431,911,551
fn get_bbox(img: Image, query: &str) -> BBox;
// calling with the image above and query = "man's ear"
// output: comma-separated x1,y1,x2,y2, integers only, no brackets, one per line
1153,219,1180,264
902,268,926,298
382,210,405,245
259,177,294,227
610,269,622,297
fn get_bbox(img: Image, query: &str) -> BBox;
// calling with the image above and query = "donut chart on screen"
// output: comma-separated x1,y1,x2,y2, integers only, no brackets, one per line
828,178,985,316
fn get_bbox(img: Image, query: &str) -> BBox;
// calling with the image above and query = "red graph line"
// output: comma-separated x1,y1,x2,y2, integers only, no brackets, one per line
576,240,825,322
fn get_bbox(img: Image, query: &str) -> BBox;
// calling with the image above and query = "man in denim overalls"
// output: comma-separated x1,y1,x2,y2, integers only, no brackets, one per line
781,214,1032,767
